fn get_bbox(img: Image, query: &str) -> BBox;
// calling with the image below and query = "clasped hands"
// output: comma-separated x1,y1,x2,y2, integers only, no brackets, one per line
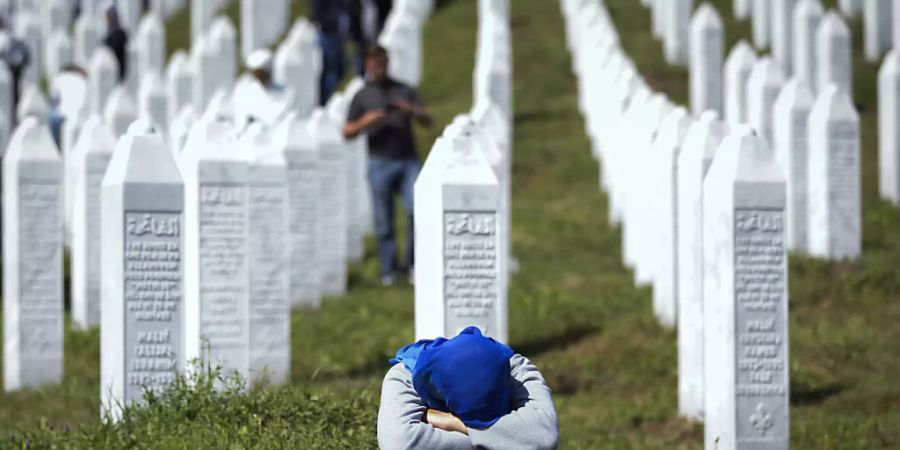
426,409,469,435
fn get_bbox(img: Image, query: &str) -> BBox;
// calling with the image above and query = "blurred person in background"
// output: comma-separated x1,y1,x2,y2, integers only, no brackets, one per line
103,5,128,82
311,0,348,105
0,15,30,123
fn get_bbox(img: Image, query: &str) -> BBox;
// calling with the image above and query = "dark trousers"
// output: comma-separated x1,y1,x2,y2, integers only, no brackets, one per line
318,31,345,105
367,155,419,278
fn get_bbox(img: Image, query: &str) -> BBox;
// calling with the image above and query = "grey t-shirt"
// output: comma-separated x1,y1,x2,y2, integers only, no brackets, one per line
377,354,560,450
347,78,423,160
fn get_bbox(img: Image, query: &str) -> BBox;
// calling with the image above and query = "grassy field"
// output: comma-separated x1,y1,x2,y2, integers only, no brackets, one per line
0,0,898,448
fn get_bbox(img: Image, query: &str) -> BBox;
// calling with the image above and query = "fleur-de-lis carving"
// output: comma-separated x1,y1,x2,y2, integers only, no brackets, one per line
749,403,774,436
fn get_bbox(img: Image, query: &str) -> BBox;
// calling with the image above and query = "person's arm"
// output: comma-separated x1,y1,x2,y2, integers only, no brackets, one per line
377,363,473,450
467,354,559,450
343,108,386,139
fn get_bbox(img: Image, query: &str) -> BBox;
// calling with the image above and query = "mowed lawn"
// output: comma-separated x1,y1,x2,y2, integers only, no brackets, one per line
0,0,898,448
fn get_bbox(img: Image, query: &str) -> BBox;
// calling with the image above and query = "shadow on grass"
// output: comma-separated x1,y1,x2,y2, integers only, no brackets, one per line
512,324,599,359
790,381,844,406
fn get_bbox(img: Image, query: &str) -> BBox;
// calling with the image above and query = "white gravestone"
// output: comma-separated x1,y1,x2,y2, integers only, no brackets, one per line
653,0,665,38
690,4,724,115
839,0,862,17
42,0,69,41
277,115,321,308
45,30,73,81
139,74,169,136
104,87,139,138
180,120,251,382
746,58,787,145
74,14,103,68
724,41,759,127
771,0,797,74
703,125,790,450
894,0,900,50
168,105,197,155
274,38,319,119
379,2,424,87
240,0,266,59
414,121,506,342
664,0,693,66
191,35,221,114
472,102,513,276
209,17,238,89
0,64,11,130
752,0,771,49
100,124,185,421
816,12,853,95
72,116,116,330
677,111,729,421
2,118,63,392
792,0,824,91
651,107,693,329
136,14,167,78
773,78,815,252
807,85,862,260
735,0,752,19
192,0,218,41
118,0,142,30
89,48,119,116
166,51,193,127
239,123,291,384
863,0,892,62
312,111,348,297
879,50,900,204
325,93,365,263
16,84,48,121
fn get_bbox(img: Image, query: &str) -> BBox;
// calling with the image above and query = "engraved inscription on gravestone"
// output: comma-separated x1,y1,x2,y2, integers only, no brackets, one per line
123,212,182,402
443,211,499,336
827,121,860,243
734,209,789,443
19,182,63,376
249,184,289,374
287,161,319,305
198,185,248,371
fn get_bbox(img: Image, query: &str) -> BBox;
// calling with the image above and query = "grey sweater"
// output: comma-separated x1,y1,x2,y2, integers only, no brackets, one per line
376,354,559,450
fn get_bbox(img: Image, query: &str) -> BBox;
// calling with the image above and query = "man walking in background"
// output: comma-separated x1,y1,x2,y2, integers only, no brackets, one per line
344,45,432,286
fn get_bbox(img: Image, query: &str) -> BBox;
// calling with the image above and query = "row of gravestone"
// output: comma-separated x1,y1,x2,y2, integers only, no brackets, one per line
652,0,895,68
564,0,865,448
414,0,514,343
0,5,382,422
2,74,372,416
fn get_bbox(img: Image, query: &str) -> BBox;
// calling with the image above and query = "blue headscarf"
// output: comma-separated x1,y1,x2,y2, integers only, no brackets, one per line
390,327,515,429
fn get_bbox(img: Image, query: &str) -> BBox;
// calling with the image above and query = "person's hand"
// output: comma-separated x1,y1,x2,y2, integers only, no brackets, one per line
390,98,418,116
426,409,469,435
360,109,387,128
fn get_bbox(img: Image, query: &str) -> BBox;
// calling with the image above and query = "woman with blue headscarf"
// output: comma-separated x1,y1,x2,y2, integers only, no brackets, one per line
377,327,559,449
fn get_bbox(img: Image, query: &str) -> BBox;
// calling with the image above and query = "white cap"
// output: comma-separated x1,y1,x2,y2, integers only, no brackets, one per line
246,49,273,71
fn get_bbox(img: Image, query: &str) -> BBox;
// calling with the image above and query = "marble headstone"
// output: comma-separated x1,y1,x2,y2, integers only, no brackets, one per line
74,14,103,68
724,41,759,127
238,123,291,384
792,0,824,91
89,47,119,116
180,120,251,381
807,85,861,260
166,51,193,125
277,115,322,308
139,74,170,136
3,118,64,392
839,0,862,17
771,0,797,74
676,111,729,421
863,0,892,62
752,0,771,49
734,0,751,19
72,116,116,329
651,107,693,329
664,0,693,66
878,50,900,204
773,78,815,252
104,87,139,138
100,124,184,421
815,12,853,94
45,30,73,81
136,14,167,78
414,120,506,342
311,111,349,297
703,126,790,450
689,3,724,115
746,58,787,145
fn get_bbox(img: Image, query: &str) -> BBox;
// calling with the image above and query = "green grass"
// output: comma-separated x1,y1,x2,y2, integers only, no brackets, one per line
0,0,898,448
